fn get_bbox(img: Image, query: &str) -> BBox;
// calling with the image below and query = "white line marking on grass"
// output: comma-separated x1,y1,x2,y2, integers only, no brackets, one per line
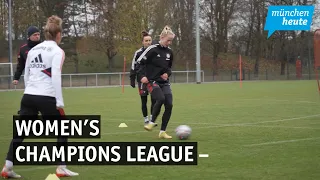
100,114,320,133
106,114,320,126
238,98,318,104
235,114,320,125
237,124,320,130
199,154,209,158
107,119,212,125
17,166,55,172
102,130,147,135
240,98,290,102
243,137,320,147
296,100,318,104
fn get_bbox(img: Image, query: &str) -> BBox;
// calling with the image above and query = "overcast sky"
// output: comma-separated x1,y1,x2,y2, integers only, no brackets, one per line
311,0,320,30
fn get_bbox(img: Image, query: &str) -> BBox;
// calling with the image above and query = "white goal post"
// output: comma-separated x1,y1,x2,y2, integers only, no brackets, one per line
0,62,17,81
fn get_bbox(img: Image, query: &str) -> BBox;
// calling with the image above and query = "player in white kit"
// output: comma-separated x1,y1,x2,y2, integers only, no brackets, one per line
1,15,79,179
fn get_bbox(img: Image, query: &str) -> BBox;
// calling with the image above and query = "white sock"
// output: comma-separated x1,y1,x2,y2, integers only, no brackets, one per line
159,130,165,135
5,160,13,169
144,116,149,122
58,165,66,168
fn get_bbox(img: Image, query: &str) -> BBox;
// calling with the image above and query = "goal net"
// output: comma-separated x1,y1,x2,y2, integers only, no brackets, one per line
0,62,17,77
0,63,17,88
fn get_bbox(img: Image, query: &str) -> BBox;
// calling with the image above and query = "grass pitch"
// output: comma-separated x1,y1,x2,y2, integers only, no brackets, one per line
0,80,319,180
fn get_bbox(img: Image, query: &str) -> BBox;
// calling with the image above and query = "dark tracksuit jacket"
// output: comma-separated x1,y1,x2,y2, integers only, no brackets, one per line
14,39,40,81
130,47,146,86
136,43,173,84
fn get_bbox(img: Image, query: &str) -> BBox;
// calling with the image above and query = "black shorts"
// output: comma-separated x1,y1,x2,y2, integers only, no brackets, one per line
138,82,149,96
19,94,65,116
146,81,172,95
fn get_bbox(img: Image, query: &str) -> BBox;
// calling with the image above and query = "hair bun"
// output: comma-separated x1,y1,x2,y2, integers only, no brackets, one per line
44,15,63,41
163,25,171,31
160,25,174,37
141,30,149,36
47,15,62,26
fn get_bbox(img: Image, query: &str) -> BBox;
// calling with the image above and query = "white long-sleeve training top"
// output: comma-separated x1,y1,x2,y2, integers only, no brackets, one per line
23,40,65,108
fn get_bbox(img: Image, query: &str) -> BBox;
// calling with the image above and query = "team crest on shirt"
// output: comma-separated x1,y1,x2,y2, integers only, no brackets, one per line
166,54,170,60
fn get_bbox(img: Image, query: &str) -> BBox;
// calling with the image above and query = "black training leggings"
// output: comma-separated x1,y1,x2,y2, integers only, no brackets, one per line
6,94,67,165
149,83,173,131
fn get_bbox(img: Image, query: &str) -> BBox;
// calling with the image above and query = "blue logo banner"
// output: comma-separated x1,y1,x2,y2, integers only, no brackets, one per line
264,5,314,38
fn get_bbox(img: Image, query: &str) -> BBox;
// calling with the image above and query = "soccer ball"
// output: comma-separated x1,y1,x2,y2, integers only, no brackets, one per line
175,125,192,140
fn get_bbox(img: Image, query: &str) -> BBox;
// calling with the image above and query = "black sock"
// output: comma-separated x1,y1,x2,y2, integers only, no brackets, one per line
56,136,68,166
140,96,148,117
6,138,24,162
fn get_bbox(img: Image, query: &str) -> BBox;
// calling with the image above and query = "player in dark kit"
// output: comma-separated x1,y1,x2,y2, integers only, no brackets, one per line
136,26,175,139
130,31,156,124
1,15,78,179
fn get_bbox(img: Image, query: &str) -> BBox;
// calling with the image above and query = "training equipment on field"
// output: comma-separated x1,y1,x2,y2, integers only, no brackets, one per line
175,125,192,140
45,174,60,180
118,123,128,128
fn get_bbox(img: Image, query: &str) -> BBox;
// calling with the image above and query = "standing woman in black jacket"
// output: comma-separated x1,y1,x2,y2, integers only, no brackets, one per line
136,26,175,139
129,31,156,125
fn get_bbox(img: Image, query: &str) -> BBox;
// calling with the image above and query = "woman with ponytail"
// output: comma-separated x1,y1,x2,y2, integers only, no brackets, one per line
136,26,175,139
130,31,156,125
